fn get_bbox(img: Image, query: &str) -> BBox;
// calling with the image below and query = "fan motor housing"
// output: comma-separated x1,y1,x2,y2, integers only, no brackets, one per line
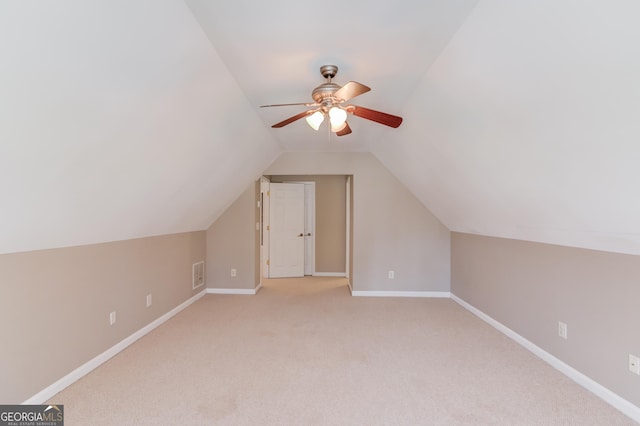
311,83,341,105
311,65,341,106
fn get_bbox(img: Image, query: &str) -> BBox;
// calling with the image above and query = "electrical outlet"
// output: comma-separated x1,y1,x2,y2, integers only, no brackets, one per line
558,321,568,339
630,354,640,375
231,268,237,277
109,311,116,325
388,270,395,279
146,294,152,308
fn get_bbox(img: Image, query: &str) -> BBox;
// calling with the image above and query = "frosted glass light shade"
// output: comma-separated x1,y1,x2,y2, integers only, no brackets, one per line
331,121,347,132
306,111,324,131
329,107,347,127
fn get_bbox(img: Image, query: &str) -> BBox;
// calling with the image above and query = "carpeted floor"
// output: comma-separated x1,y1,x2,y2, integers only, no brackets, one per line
48,277,637,425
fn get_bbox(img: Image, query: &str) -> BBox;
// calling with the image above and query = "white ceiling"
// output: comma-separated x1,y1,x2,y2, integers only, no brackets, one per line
375,0,640,254
185,0,478,152
0,1,280,254
2,0,640,255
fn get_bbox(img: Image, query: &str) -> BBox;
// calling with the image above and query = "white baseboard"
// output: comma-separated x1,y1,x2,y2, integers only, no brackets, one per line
207,287,258,295
313,272,346,277
23,289,207,405
351,290,451,298
450,294,640,423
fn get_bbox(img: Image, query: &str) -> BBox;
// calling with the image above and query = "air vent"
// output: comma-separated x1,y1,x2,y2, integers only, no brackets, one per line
192,261,205,289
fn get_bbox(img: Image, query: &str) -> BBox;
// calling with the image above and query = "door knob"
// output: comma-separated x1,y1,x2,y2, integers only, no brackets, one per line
306,233,312,236
298,233,304,237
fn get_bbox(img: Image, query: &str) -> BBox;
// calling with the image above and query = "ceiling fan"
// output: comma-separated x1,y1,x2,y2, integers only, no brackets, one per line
260,65,402,136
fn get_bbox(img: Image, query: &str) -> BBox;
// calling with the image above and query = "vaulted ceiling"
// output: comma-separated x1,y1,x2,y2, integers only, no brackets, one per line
2,1,640,256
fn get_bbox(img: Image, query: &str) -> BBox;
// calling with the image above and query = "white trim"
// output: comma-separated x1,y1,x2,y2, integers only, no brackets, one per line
450,293,640,423
206,287,257,295
23,290,207,405
313,272,346,277
260,176,270,284
345,175,351,281
254,282,263,294
351,290,451,298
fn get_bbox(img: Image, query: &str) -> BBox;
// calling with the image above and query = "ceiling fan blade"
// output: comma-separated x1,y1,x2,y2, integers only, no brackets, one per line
336,122,352,136
260,102,317,108
333,81,371,102
271,110,312,128
347,105,403,128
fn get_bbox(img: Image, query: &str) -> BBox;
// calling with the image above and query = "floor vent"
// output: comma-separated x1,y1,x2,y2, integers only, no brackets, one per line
192,261,205,289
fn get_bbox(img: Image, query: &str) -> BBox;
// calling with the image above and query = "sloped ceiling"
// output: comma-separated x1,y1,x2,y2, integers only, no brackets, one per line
374,1,640,255
185,0,478,152
0,1,280,254
2,1,640,256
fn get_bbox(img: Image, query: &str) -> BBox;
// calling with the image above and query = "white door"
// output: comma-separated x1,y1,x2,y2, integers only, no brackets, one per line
269,183,305,278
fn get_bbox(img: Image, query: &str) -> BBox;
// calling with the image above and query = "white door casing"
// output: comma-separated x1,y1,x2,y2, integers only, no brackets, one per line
260,177,270,283
346,176,351,281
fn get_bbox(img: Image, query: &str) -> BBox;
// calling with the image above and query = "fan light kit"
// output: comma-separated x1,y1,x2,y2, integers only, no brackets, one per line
261,65,402,136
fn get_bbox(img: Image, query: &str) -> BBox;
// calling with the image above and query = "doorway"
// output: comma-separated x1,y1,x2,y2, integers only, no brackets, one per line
260,175,350,281
259,175,353,278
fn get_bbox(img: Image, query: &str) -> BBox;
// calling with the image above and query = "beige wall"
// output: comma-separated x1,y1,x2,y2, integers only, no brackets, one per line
265,152,450,292
206,152,449,291
451,232,640,408
0,231,206,404
206,184,258,290
269,175,347,273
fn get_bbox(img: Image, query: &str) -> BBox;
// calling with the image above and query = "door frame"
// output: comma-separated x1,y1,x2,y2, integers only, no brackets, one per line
346,175,351,285
261,176,353,282
259,176,270,285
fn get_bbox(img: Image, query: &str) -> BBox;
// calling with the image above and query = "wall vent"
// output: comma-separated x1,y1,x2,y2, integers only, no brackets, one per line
192,261,205,289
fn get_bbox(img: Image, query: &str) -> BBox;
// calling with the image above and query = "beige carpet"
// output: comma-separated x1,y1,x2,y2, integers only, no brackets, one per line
49,277,636,425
